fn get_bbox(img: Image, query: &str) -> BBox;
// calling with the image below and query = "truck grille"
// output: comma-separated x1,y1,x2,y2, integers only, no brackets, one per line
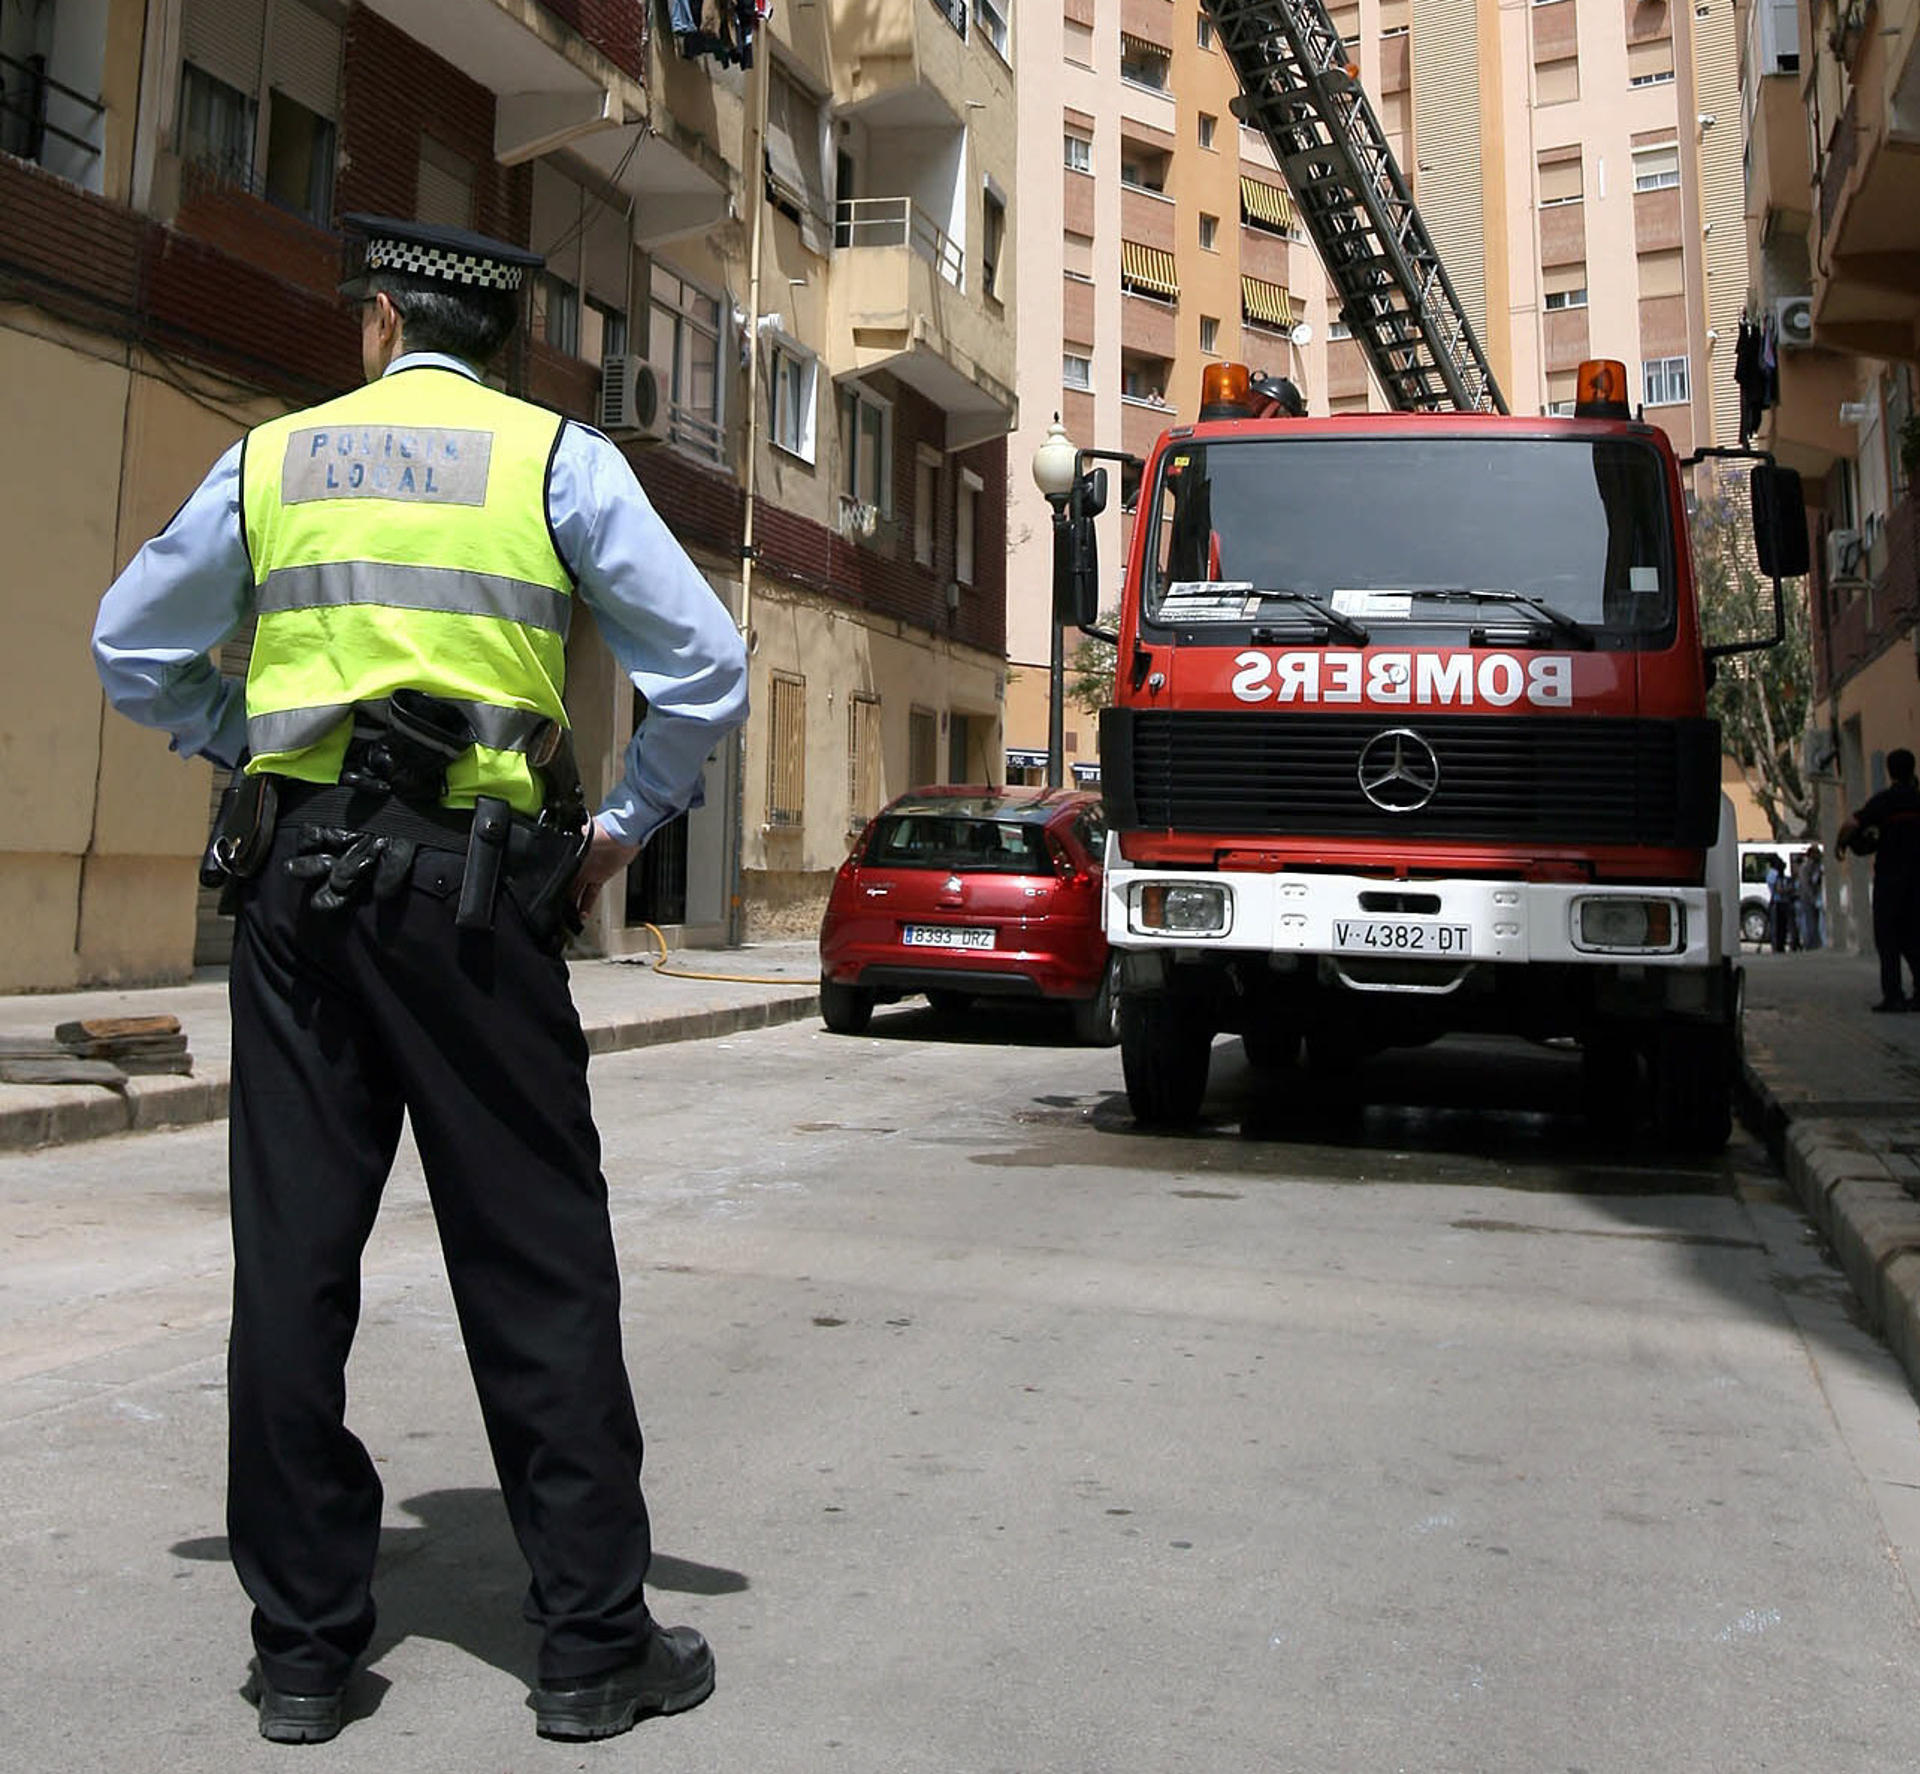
1102,710,1722,848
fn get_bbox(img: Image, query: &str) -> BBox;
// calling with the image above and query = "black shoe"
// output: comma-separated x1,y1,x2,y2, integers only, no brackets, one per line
529,1625,715,1741
1871,999,1910,1013
241,1661,345,1744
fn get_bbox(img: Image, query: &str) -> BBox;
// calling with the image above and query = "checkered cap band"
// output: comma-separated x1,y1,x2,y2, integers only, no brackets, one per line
364,239,527,291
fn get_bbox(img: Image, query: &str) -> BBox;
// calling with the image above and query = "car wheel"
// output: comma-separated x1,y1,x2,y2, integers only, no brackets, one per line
1070,956,1121,1047
1119,992,1212,1125
1739,902,1769,946
819,976,875,1035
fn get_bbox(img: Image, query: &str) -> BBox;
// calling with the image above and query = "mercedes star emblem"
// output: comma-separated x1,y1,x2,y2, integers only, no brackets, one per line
1356,728,1441,813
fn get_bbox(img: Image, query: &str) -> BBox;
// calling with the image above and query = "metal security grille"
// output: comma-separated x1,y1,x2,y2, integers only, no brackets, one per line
767,671,806,827
848,693,882,831
1104,709,1721,847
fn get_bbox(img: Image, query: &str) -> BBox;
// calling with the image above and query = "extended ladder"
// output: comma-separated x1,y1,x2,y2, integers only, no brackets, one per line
1207,0,1507,414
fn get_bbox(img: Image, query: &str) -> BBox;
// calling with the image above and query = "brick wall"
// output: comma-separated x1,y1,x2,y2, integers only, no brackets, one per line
541,0,646,80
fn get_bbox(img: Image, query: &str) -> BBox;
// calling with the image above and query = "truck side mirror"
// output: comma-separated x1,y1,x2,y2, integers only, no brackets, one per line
1751,463,1809,580
1051,469,1107,628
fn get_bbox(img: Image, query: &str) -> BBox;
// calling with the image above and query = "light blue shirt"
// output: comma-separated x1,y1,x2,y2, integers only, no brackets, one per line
91,352,749,848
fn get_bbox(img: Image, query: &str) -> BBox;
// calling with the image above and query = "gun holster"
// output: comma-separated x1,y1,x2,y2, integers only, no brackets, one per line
200,769,279,905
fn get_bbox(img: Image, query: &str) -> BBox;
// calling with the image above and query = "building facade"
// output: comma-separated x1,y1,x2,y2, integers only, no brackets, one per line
0,0,1015,989
1738,0,1919,950
1006,0,1748,784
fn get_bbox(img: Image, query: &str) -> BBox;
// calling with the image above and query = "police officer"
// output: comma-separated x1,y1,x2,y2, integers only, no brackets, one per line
91,215,748,1745
1838,747,1920,1012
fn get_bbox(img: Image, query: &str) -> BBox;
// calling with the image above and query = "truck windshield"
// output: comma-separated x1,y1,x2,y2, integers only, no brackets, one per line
1143,436,1675,645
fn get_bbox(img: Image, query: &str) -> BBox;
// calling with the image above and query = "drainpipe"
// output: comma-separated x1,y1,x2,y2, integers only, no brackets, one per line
728,44,774,947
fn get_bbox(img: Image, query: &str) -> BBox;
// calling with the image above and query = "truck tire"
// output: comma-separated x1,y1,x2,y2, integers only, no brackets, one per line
1240,1021,1302,1072
820,976,875,1035
1580,1031,1641,1142
1070,956,1121,1047
1120,992,1213,1126
1647,1020,1733,1154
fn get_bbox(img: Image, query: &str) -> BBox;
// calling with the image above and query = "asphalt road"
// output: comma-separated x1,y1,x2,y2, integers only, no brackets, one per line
5,1004,1920,1771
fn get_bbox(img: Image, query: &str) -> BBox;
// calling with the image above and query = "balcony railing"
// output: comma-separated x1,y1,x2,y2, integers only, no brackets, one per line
836,196,965,290
0,50,103,170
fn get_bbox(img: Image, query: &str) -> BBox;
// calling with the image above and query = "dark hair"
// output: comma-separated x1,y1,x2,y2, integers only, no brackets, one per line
369,272,520,368
1891,748,1916,783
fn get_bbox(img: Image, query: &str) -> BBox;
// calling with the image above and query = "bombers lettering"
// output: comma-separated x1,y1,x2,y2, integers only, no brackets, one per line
1230,649,1573,708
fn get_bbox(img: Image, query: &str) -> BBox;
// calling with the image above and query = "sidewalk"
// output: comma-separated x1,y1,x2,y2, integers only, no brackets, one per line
0,939,822,1153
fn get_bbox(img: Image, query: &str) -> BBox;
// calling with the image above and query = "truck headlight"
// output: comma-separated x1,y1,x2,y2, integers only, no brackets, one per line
1574,896,1682,953
1131,881,1231,936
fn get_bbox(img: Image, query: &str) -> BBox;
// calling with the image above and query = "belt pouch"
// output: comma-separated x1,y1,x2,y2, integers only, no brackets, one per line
200,770,279,888
456,795,512,931
511,819,592,941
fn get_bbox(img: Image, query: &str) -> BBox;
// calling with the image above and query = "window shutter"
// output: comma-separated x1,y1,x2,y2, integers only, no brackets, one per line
269,0,340,118
182,0,266,95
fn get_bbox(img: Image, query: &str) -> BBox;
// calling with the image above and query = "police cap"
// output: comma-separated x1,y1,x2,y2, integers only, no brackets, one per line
338,214,545,299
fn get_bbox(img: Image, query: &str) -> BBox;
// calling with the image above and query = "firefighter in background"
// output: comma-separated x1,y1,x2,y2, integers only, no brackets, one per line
1839,747,1920,1012
91,216,747,1745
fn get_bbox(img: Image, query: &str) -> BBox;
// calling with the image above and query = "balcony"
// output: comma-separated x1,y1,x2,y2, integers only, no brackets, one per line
826,0,989,124
1122,393,1175,465
354,0,726,248
829,196,1015,449
1120,288,1177,357
1812,2,1920,359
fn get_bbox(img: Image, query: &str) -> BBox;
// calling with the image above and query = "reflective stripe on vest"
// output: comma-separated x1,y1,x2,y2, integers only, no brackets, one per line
239,367,572,816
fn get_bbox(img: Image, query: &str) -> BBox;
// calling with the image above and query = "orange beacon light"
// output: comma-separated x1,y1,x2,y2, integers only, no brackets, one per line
1573,358,1631,420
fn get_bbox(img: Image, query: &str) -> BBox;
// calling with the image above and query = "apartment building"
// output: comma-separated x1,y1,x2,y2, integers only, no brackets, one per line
1739,0,1919,950
1007,0,1745,783
0,0,1014,989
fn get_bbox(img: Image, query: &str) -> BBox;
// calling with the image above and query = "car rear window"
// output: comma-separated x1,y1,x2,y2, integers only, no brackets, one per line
866,813,1052,873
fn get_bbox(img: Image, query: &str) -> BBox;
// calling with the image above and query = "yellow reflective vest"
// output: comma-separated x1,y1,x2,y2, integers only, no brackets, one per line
239,366,572,815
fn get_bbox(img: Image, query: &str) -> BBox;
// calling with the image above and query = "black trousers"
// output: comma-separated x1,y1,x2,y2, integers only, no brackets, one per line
1872,868,1920,1005
226,832,653,1694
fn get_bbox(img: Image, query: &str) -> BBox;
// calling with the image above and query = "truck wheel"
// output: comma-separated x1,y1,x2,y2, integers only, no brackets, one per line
1070,957,1121,1047
1120,993,1213,1126
1240,1022,1302,1072
1647,1021,1733,1154
820,976,875,1035
1580,1032,1641,1140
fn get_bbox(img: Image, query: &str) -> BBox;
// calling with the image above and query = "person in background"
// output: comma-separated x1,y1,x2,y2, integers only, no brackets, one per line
1839,748,1920,1012
91,215,748,1745
1795,842,1825,951
1765,852,1798,953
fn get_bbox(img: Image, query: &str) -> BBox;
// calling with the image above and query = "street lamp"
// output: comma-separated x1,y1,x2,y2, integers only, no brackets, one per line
1031,413,1079,790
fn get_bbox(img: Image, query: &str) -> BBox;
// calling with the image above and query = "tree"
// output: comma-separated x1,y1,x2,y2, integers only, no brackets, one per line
1065,609,1121,713
1691,475,1814,838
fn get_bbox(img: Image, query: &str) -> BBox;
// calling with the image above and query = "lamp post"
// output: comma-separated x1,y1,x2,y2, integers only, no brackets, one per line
1031,413,1079,790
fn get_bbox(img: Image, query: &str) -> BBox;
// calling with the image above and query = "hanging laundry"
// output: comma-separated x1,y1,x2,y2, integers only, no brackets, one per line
1734,314,1765,446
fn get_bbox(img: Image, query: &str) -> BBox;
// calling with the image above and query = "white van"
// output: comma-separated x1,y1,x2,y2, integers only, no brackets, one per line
1737,841,1812,946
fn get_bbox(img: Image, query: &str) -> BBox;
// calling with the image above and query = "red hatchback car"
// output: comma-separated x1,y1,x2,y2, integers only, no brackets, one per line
818,785,1116,1043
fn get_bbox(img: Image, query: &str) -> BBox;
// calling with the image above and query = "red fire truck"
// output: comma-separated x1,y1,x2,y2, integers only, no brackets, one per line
1055,361,1806,1149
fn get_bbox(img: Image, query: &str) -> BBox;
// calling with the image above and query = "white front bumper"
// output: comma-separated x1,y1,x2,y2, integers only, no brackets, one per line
1103,865,1727,968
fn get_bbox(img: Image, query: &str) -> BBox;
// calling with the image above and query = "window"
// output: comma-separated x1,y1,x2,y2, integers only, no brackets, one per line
1063,351,1092,388
1119,36,1169,89
848,694,883,831
982,185,1006,302
1537,155,1583,206
1199,212,1218,250
417,136,474,227
1544,287,1589,309
1198,112,1217,149
1200,316,1220,353
178,63,256,185
582,297,627,364
650,263,725,462
766,68,831,248
1064,132,1092,174
1628,39,1675,85
1536,56,1579,103
767,673,806,828
536,274,580,356
915,447,940,565
770,340,818,462
1638,248,1684,297
1198,13,1214,46
1328,319,1352,339
839,382,891,511
262,89,334,221
1632,144,1680,190
956,469,981,586
1643,356,1690,406
973,0,1009,57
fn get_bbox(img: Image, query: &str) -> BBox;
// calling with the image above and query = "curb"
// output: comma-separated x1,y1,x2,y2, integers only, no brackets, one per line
0,989,819,1156
1741,1056,1920,1399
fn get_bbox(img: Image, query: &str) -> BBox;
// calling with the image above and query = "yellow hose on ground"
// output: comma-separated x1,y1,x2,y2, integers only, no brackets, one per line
637,922,808,988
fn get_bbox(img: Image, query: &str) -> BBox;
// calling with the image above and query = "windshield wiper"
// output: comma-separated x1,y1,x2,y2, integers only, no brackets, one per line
1246,588,1370,645
1404,587,1593,649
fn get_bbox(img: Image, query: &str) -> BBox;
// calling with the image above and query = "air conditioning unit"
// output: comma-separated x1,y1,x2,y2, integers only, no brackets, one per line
1826,526,1864,582
599,356,665,440
1774,295,1815,350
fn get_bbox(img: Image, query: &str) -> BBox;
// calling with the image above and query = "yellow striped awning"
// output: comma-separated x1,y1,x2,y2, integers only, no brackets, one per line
1119,30,1170,57
1121,241,1179,298
1240,176,1294,232
1241,276,1295,329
